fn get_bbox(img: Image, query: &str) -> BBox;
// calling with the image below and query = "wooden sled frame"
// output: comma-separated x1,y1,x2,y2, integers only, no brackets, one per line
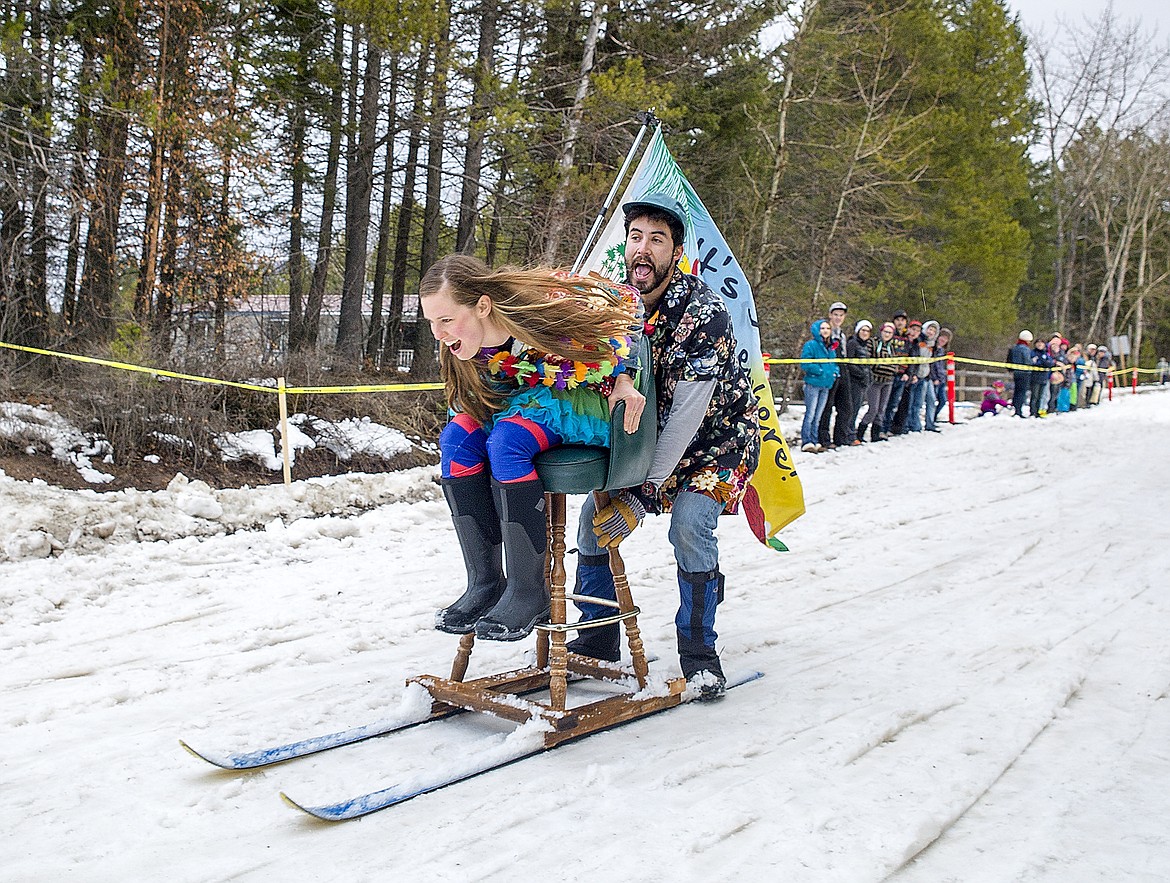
407,489,687,750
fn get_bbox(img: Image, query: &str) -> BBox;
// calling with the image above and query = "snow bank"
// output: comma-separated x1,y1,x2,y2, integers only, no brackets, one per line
0,466,440,561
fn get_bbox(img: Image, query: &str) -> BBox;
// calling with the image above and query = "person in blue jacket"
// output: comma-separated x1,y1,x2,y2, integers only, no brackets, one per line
800,319,838,452
1007,330,1035,416
1029,337,1055,418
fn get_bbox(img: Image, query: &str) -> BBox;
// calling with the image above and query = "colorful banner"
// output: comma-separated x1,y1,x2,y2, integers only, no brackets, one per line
580,128,805,549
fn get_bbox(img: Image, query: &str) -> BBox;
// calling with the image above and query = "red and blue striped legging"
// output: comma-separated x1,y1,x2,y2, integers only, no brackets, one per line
440,412,563,483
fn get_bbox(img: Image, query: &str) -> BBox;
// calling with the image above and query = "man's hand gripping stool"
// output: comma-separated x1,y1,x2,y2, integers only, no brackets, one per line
591,488,647,548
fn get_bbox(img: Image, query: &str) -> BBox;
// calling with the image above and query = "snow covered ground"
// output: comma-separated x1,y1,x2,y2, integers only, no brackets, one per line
2,388,1169,881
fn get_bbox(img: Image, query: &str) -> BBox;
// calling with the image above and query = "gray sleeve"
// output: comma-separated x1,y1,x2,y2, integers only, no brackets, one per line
645,379,717,487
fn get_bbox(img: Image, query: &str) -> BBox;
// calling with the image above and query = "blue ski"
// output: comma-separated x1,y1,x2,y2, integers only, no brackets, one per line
180,702,448,770
281,671,764,821
180,665,605,770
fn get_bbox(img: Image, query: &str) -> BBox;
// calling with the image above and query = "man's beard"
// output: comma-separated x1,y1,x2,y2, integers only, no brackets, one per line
625,256,672,295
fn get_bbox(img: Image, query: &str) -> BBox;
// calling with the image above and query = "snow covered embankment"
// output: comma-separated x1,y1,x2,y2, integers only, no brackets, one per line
0,466,441,562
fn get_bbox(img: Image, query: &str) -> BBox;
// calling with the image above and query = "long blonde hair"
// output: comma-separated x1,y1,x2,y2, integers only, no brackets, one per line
420,254,637,424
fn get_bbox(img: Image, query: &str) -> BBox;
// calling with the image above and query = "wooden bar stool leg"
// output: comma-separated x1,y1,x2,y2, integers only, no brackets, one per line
450,633,476,682
536,506,552,670
546,492,569,711
609,548,648,688
592,491,650,688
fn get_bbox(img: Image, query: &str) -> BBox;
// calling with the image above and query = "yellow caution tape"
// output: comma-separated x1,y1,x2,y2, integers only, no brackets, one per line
285,381,444,394
764,353,1153,377
0,339,443,395
6,337,1157,394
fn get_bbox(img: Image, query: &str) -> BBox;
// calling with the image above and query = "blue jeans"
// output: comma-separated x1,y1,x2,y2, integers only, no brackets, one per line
906,378,927,431
884,376,908,433
578,490,722,574
802,384,830,446
580,492,725,671
924,379,938,430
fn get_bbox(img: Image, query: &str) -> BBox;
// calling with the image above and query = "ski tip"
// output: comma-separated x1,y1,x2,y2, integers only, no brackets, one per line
281,792,321,818
281,791,347,822
179,739,233,770
732,670,766,687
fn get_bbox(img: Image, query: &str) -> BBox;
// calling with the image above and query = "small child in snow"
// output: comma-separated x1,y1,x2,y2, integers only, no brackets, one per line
980,380,1011,416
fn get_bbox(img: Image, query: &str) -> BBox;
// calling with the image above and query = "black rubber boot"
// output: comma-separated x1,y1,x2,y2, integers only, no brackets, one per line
434,474,506,634
566,553,620,662
677,568,726,700
475,478,551,642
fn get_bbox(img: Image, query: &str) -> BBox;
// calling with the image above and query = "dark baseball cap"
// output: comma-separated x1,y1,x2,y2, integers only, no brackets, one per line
893,309,908,319
622,192,689,235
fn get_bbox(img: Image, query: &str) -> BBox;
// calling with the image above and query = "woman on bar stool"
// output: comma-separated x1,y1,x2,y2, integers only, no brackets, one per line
419,254,645,642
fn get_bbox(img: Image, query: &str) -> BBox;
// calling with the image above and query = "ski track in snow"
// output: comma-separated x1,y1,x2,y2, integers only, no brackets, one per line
1,391,1169,880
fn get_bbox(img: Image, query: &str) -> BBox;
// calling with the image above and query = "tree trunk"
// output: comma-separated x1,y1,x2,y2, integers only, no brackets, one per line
456,0,499,254
296,10,346,353
542,0,604,265
386,44,431,369
337,30,383,364
25,0,51,348
135,0,172,324
411,9,450,379
213,24,242,362
156,137,183,334
62,51,96,328
366,54,400,367
76,0,141,340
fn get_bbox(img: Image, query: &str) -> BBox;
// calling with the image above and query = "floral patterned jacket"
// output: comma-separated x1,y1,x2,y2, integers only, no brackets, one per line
647,271,760,514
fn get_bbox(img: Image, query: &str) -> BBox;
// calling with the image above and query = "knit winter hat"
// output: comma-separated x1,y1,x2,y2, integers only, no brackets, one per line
855,319,873,333
1019,330,1033,342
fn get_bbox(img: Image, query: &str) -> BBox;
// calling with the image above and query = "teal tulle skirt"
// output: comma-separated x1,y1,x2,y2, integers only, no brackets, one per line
492,385,611,447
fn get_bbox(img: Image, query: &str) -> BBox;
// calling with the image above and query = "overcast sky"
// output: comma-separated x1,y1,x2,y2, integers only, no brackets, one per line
1009,0,1167,40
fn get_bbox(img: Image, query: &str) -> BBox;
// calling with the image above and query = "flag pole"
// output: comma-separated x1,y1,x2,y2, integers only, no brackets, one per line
571,109,661,274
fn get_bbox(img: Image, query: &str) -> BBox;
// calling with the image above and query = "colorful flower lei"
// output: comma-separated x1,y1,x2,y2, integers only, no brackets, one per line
480,335,634,392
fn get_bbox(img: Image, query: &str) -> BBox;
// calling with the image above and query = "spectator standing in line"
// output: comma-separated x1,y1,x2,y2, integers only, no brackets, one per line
1081,343,1099,408
882,310,911,439
817,301,852,449
894,318,925,434
844,319,874,446
1067,344,1085,410
1030,336,1054,417
1008,330,1034,416
858,322,896,442
800,319,838,452
931,327,953,425
919,320,941,432
1048,335,1068,413
1094,346,1113,403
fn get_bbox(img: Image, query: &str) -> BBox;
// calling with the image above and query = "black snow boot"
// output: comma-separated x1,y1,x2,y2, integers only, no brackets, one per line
475,478,551,642
566,553,620,662
434,473,506,634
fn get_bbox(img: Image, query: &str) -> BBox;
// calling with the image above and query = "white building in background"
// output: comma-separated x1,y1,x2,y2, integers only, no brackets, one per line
173,287,423,370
